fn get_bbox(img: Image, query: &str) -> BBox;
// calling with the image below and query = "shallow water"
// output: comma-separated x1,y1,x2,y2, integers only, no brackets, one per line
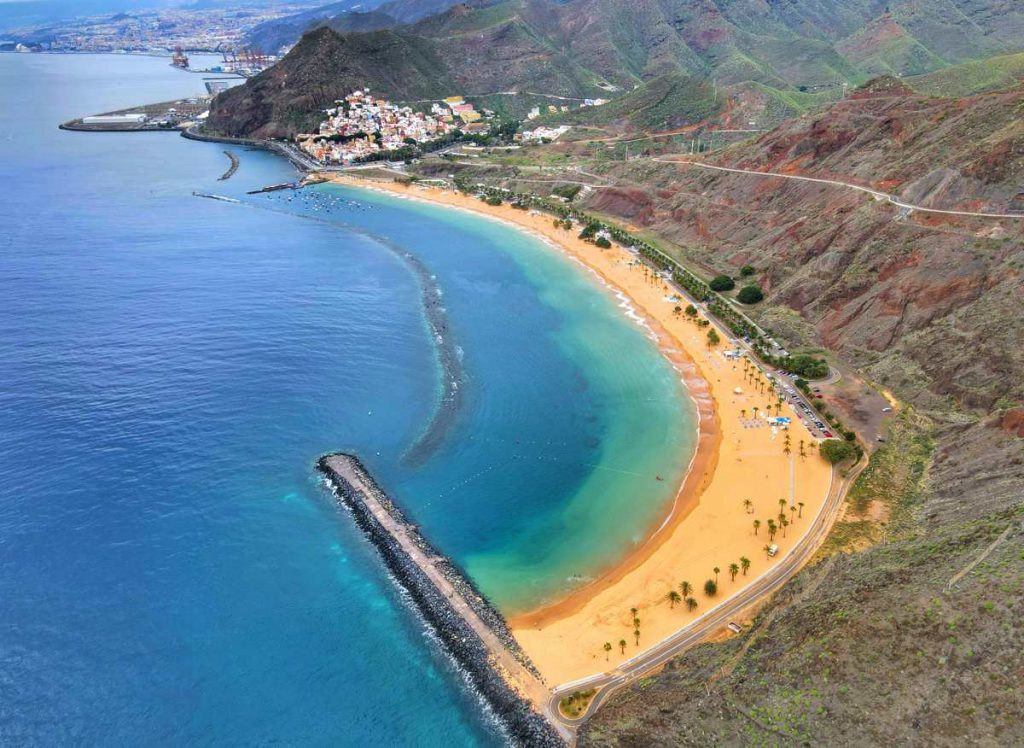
0,53,694,743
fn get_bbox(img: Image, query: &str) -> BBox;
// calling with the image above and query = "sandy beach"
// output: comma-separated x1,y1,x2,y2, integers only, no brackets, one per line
326,174,835,686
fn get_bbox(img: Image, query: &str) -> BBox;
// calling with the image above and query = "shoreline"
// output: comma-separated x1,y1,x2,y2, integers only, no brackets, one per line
319,173,835,685
326,173,718,618
317,454,565,746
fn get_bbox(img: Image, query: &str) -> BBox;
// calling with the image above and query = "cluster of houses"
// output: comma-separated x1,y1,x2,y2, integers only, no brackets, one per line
525,98,608,120
518,125,571,143
296,90,490,164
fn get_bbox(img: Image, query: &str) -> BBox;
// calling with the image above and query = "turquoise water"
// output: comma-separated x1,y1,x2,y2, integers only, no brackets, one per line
0,53,694,743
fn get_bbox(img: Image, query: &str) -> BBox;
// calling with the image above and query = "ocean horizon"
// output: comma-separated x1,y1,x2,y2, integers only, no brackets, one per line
0,53,695,744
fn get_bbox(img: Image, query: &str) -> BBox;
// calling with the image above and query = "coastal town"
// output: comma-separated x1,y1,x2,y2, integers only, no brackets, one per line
0,5,305,56
296,90,489,164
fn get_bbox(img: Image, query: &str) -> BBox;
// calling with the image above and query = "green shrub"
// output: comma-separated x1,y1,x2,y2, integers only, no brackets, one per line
820,439,857,464
737,285,764,304
783,354,829,379
740,265,756,277
595,236,612,248
709,274,735,291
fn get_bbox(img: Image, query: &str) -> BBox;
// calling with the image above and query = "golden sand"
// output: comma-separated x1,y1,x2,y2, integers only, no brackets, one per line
326,175,835,686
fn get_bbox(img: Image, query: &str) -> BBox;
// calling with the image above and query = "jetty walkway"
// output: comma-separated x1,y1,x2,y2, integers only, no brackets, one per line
317,454,568,746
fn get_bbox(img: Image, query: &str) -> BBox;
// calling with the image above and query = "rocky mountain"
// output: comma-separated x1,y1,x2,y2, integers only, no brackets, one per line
536,77,1024,745
244,0,471,53
211,0,1024,138
580,78,1024,412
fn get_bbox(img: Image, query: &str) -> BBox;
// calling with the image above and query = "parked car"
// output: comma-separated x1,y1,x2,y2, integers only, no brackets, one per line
767,544,779,557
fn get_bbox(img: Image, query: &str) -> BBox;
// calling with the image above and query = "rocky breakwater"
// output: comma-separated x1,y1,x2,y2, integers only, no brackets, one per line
316,453,565,747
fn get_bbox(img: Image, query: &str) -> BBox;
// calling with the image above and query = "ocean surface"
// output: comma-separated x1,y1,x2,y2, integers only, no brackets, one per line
0,54,695,744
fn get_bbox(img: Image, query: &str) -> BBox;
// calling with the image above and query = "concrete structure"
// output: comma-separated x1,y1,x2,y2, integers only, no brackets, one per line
82,113,147,125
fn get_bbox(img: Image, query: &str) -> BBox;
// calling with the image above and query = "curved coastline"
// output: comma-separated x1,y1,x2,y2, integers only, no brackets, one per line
191,191,464,466
320,175,837,688
326,176,716,617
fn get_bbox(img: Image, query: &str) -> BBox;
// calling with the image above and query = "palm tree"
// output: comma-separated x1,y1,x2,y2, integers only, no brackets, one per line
634,628,640,646
767,519,777,542
753,406,760,419
778,511,786,527
764,544,771,560
713,566,720,584
667,590,681,608
781,516,789,538
798,501,805,518
743,498,753,514
740,408,747,419
790,504,796,522
778,498,786,513
604,641,612,660
679,581,693,598
729,562,740,582
740,556,750,576
630,607,637,621
619,639,627,654
704,579,718,596
799,439,806,458
753,519,761,536
686,596,698,612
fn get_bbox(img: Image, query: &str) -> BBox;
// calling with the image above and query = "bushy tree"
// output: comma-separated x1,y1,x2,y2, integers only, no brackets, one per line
709,274,735,292
820,439,857,464
737,285,764,304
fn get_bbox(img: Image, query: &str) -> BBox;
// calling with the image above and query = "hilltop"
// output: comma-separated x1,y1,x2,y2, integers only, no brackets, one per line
210,0,1024,138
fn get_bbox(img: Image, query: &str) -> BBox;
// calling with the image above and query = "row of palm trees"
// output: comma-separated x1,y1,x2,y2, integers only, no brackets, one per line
607,555,760,662
750,499,806,539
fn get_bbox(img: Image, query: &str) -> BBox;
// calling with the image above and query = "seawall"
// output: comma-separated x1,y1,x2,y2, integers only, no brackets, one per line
316,453,566,747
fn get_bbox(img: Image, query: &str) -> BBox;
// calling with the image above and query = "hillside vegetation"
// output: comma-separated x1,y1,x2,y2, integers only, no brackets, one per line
560,78,1024,745
213,0,1024,137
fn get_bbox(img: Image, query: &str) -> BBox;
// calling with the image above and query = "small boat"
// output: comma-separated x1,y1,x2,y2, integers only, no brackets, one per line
656,475,664,481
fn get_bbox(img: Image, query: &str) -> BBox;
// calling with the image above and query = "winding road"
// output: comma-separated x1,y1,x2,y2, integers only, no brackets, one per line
655,159,1024,220
545,456,862,733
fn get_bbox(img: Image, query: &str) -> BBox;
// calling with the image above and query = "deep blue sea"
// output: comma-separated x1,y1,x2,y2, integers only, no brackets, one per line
0,54,694,744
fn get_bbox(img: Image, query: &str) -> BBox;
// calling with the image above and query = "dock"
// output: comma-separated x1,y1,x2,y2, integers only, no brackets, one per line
316,454,567,746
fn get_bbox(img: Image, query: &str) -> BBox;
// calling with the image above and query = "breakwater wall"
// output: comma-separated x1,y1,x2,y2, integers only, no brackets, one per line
396,250,463,467
317,453,564,747
218,150,239,181
181,127,318,173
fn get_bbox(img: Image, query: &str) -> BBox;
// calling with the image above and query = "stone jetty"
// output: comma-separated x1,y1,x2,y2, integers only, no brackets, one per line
316,453,567,747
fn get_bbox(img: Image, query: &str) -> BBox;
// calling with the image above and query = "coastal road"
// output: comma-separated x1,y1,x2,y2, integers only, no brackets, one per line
545,456,863,733
654,159,1024,220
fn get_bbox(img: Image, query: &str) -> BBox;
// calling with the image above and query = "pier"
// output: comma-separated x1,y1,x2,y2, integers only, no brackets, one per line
316,454,568,746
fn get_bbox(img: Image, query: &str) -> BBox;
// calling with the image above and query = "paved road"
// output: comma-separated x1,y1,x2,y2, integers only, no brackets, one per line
655,159,1024,220
546,455,862,732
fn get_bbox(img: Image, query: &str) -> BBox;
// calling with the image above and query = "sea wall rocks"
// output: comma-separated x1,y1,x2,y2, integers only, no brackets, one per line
316,454,562,748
